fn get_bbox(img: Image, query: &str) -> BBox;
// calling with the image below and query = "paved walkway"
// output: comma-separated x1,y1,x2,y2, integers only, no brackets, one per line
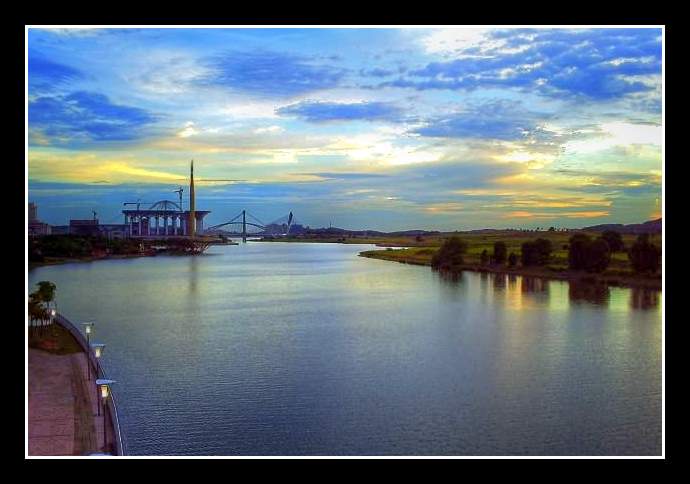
28,348,107,456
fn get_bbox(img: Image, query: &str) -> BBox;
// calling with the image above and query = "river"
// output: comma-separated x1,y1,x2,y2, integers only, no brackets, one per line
28,241,662,455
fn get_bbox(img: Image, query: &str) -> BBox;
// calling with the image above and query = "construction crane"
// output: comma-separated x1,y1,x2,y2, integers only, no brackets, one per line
173,187,184,211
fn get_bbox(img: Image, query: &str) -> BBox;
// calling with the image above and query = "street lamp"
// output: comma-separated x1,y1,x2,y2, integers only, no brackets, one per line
95,379,116,453
82,322,94,345
91,343,106,381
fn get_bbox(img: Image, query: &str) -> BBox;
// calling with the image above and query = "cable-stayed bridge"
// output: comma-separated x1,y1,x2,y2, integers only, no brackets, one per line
203,210,301,238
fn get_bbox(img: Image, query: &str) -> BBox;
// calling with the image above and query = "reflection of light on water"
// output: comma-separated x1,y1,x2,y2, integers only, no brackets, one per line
630,287,661,311
189,255,199,294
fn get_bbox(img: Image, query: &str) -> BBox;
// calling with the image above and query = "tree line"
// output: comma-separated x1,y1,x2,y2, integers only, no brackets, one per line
431,230,660,274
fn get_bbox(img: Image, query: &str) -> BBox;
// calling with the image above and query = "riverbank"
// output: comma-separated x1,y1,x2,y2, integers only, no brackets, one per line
359,248,662,290
29,252,154,269
28,324,115,455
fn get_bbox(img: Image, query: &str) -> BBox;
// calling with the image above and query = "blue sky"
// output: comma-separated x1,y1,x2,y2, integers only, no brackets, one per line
27,27,662,230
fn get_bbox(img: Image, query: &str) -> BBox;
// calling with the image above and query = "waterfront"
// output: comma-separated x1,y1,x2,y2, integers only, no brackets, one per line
28,241,662,456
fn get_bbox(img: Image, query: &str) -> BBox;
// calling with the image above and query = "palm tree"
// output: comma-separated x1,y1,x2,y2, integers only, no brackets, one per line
29,281,56,338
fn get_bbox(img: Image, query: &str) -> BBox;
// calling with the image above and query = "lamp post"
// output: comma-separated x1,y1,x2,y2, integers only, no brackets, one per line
82,322,94,345
91,343,105,381
95,379,115,453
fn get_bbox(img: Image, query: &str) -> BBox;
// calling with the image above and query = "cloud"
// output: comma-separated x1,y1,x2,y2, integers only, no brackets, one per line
379,28,662,100
199,51,345,97
29,91,159,146
276,100,403,122
413,99,553,141
29,53,84,93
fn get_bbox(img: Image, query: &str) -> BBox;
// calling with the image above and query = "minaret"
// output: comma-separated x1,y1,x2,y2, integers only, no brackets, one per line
188,160,196,237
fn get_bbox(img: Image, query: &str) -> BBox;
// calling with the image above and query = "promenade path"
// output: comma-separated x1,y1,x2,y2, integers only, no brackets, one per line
28,348,107,456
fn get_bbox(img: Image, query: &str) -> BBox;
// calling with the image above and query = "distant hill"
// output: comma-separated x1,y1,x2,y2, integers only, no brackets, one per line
582,218,661,234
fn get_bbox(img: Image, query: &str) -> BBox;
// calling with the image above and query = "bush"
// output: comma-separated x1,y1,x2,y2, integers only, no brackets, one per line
492,241,507,264
521,238,553,266
628,234,661,273
568,233,611,273
601,230,624,252
431,237,467,270
508,252,518,267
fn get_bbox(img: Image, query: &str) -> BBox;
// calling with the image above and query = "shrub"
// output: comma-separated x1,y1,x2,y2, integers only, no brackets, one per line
431,236,467,270
492,241,507,264
628,234,661,273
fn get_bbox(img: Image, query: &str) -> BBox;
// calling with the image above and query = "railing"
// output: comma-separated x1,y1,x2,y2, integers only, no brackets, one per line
54,314,126,456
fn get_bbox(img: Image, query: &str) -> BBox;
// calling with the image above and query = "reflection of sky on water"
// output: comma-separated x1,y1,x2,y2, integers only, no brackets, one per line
28,244,661,455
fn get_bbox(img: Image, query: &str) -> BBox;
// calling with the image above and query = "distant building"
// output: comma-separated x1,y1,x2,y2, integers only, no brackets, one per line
28,202,51,236
121,161,210,237
29,203,37,223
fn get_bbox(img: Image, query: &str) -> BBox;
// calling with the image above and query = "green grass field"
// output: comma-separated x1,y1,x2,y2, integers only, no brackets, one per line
348,230,661,281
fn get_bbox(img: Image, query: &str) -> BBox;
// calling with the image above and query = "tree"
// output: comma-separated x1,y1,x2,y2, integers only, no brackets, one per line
628,234,661,273
601,230,624,252
521,238,553,266
480,249,489,265
431,237,468,270
587,238,611,273
568,233,592,270
508,252,518,267
493,241,507,265
568,234,611,273
35,281,56,305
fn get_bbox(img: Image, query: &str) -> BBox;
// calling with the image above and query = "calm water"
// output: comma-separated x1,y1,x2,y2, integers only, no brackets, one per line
28,242,662,455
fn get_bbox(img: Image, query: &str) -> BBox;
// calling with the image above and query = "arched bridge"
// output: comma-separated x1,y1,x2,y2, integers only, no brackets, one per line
204,210,297,237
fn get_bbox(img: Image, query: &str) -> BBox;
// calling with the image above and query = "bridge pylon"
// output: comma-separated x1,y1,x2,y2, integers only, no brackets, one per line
242,210,247,242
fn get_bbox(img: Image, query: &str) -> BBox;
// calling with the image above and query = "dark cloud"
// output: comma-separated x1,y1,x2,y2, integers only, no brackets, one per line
200,51,345,97
277,100,403,123
29,91,159,146
374,28,661,100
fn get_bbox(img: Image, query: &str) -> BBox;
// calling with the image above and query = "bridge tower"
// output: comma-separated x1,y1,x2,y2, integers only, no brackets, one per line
242,210,247,242
188,160,196,237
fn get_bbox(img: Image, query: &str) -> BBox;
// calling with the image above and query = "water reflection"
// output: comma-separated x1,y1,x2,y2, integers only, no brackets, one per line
630,287,660,310
521,277,549,294
29,243,661,456
189,255,199,294
493,273,507,291
568,280,610,305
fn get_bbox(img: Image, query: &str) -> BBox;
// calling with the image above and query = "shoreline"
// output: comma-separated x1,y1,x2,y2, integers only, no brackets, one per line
359,250,662,291
29,239,661,291
29,252,155,269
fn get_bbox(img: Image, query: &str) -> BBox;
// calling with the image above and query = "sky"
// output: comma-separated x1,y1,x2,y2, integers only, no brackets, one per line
27,27,663,231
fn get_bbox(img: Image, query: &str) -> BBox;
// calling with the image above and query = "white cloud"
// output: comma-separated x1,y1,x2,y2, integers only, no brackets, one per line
254,125,285,135
565,122,662,154
420,28,533,57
